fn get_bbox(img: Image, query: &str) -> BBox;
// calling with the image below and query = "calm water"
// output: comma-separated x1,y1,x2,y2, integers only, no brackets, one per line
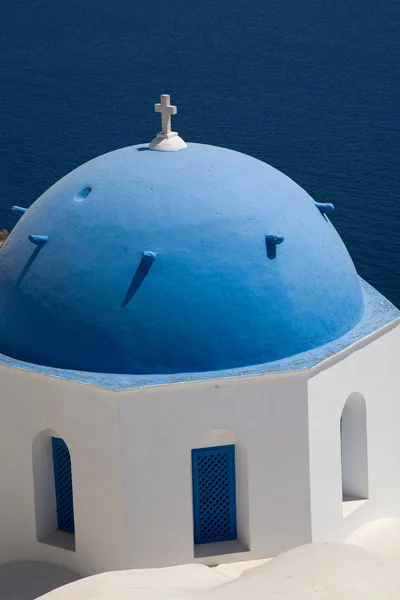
1,0,399,306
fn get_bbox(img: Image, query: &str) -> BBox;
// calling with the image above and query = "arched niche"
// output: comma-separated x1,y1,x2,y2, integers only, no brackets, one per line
192,429,250,557
340,393,369,513
32,429,75,551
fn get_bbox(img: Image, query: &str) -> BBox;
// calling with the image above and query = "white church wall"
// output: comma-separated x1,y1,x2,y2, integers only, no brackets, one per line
5,322,397,574
0,366,129,576
0,362,312,573
118,373,312,567
308,322,400,543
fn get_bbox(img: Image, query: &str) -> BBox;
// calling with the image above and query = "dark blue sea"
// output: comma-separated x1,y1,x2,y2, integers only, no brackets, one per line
1,0,399,306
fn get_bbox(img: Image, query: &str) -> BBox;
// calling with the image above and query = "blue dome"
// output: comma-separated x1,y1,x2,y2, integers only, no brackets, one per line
0,143,364,374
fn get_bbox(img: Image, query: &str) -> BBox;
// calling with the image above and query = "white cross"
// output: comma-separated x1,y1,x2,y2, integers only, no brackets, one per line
155,94,177,135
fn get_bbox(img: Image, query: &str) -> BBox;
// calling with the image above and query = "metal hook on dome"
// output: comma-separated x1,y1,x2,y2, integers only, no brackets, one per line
11,206,28,217
28,235,49,247
265,235,284,260
315,202,335,216
142,251,157,264
121,251,157,308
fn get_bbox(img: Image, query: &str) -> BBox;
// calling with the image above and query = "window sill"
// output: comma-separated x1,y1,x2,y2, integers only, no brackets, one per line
194,539,249,559
342,495,368,518
39,530,75,552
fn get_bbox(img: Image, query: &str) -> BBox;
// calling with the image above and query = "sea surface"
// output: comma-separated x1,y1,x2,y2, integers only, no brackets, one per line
1,0,399,306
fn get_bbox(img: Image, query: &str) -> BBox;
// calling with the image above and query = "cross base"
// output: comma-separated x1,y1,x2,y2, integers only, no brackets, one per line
149,132,187,152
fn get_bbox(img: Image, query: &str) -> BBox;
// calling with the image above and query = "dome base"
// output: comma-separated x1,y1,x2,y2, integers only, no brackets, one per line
149,132,187,152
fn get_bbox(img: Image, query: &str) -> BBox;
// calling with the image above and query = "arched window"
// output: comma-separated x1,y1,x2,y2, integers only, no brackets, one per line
191,429,249,555
340,393,369,513
32,430,75,551
51,437,75,534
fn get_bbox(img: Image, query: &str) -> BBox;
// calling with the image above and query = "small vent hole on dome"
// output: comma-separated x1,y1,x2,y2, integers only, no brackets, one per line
74,186,92,203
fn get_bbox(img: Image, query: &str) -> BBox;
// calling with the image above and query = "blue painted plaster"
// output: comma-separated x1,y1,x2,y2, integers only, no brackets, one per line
11,206,28,217
0,142,365,375
315,202,335,215
0,279,397,390
28,234,49,247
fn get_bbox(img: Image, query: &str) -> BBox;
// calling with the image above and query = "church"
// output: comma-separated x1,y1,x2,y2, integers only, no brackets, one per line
0,94,399,579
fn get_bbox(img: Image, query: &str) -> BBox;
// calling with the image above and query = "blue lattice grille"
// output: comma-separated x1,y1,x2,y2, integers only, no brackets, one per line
192,445,237,544
52,437,75,534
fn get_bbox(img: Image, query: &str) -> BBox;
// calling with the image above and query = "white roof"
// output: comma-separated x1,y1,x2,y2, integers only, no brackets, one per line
35,533,400,600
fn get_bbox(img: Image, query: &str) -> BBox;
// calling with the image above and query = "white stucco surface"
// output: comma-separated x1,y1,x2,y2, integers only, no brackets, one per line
308,322,400,543
0,561,80,600
346,518,400,560
36,563,232,600
7,518,400,600
0,321,399,576
35,542,400,600
0,364,312,572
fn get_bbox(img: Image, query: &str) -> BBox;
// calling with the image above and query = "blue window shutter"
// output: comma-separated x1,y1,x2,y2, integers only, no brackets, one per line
192,445,237,544
52,437,75,534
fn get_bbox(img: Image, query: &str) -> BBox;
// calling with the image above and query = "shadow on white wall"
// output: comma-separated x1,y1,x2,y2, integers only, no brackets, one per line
0,560,80,600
